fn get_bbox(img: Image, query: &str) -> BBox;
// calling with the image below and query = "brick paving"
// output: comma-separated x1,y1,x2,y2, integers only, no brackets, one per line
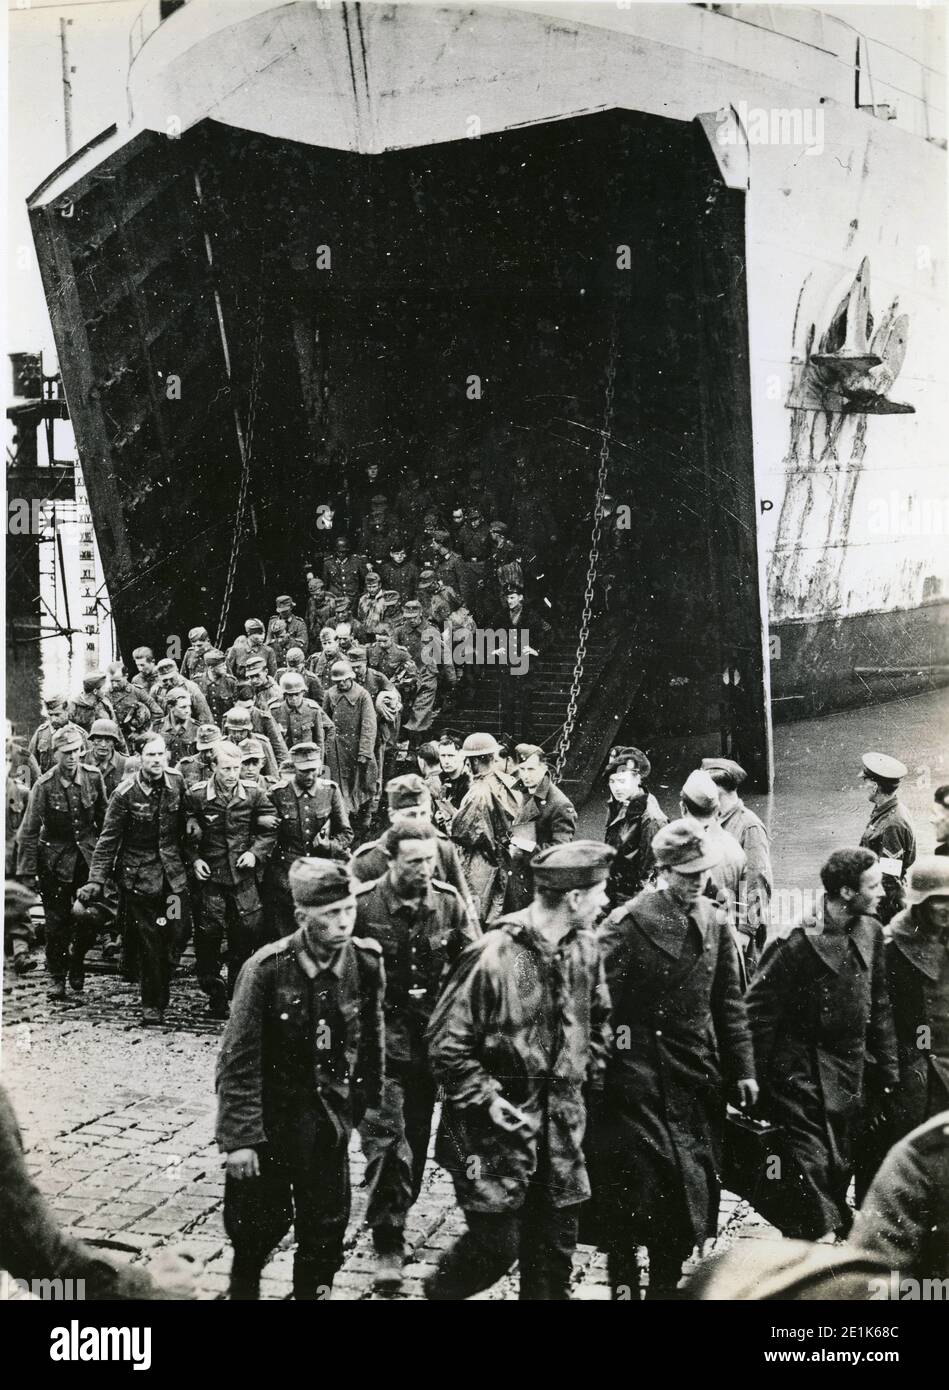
4,687,945,1300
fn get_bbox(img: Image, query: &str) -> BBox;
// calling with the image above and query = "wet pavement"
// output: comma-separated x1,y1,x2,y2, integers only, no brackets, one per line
3,687,946,1300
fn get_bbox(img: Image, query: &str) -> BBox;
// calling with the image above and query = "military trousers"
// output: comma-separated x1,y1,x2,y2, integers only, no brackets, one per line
120,880,190,1011
425,1191,581,1301
194,878,265,1000
39,857,93,985
224,1122,350,1300
359,1060,437,1246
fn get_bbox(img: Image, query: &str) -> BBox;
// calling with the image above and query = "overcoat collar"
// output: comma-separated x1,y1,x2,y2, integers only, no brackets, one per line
631,887,712,959
888,908,947,982
800,911,875,973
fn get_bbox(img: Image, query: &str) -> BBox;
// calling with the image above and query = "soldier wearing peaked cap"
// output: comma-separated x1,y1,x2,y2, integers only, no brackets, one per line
194,648,239,727
178,724,223,788
859,752,916,924
216,856,384,1301
16,724,109,999
424,840,613,1301
354,820,479,1291
590,820,757,1299
68,671,123,742
264,742,353,938
29,697,86,774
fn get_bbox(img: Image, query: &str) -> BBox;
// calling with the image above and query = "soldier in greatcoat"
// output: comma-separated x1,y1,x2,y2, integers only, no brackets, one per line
592,821,757,1299
322,660,378,836
745,846,898,1242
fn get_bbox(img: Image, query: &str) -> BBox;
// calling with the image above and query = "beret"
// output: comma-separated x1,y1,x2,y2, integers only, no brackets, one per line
606,745,651,779
532,841,615,889
652,819,721,873
290,741,323,768
386,773,428,808
680,769,720,815
862,752,908,782
289,857,355,908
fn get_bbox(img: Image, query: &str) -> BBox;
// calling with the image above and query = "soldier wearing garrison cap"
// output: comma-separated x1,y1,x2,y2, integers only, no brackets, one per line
80,733,191,1025
193,647,239,726
603,745,668,906
350,772,476,925
29,696,86,774
178,723,223,788
859,752,916,924
149,657,213,725
591,819,757,1299
243,654,282,715
264,742,352,937
225,619,277,684
267,595,309,656
67,670,121,739
355,820,479,1291
424,839,612,1302
217,856,384,1301
16,724,109,999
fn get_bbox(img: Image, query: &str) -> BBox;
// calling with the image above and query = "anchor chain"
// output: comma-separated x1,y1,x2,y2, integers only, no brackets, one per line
216,279,265,649
553,313,619,781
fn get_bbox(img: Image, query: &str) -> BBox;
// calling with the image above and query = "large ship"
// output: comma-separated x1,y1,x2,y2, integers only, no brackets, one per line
26,0,948,797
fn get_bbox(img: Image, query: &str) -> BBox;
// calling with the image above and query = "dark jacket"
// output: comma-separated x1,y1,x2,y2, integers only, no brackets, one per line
16,764,108,880
745,912,899,1237
350,831,476,922
184,778,277,887
268,776,353,872
883,908,949,1132
215,929,385,1153
604,790,668,905
88,769,189,896
193,669,239,726
505,773,577,910
268,697,332,756
851,1112,949,1283
594,887,754,1248
427,909,611,1213
860,795,917,924
354,874,479,1065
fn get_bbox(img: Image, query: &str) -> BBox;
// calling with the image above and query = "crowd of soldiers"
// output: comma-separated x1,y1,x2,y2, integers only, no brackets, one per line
6,621,948,1300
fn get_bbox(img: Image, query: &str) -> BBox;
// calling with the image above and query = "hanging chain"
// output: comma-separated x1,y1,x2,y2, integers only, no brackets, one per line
216,277,265,649
553,312,619,781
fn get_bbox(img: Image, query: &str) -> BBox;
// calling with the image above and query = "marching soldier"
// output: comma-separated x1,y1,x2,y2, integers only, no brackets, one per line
269,671,332,755
131,646,160,697
237,738,280,794
323,535,366,601
16,725,108,999
593,821,757,1299
277,647,323,703
150,657,213,725
424,842,613,1301
29,695,82,774
184,740,278,1018
216,858,384,1300
745,847,898,1242
78,733,190,1026
180,626,213,680
380,539,418,601
305,576,337,646
226,619,277,682
702,756,773,973
194,648,239,725
227,691,288,769
243,654,283,714
160,688,200,767
355,821,477,1289
267,595,308,655
323,659,378,836
505,744,577,911
350,774,475,921
437,729,471,813
265,742,353,936
859,751,917,924
68,671,122,741
178,723,223,788
106,662,162,751
87,718,127,798
450,733,521,925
